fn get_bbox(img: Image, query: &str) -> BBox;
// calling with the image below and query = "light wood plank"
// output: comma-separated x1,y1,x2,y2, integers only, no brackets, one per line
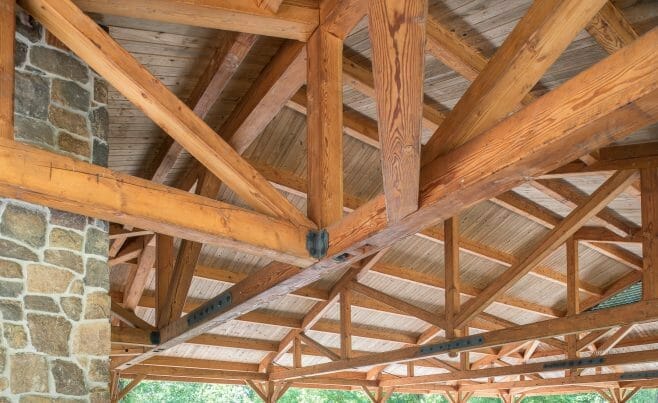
0,0,14,140
368,0,427,221
22,0,310,226
422,0,607,164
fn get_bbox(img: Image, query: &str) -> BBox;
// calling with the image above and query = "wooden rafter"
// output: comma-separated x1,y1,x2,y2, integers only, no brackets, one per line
368,0,427,222
74,0,318,41
421,0,607,164
146,31,257,184
22,0,312,227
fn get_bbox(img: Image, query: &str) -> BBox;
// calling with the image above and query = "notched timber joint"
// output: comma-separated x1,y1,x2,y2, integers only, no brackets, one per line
419,335,484,356
543,356,604,370
187,291,233,326
306,229,329,259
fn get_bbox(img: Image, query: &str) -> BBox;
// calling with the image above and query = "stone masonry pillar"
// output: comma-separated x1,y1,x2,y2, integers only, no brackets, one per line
0,8,110,401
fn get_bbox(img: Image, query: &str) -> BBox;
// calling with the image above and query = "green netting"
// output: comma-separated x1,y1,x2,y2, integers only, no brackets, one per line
589,282,642,311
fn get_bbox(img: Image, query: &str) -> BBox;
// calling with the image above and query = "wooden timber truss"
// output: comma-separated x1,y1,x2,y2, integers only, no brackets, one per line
1,0,657,401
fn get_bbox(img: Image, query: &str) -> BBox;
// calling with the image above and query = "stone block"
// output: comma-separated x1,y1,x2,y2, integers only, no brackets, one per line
93,77,108,105
0,300,23,321
57,131,91,159
92,138,108,167
0,239,38,261
25,295,59,313
4,323,27,348
49,106,90,137
61,296,82,321
84,292,109,320
72,321,110,356
0,259,22,278
10,353,48,394
28,314,71,356
89,108,108,140
14,71,50,120
50,209,86,231
27,264,73,293
49,227,84,251
52,360,87,396
0,204,47,247
52,79,90,111
0,280,23,298
44,249,83,273
30,46,89,83
69,279,84,295
15,40,27,67
88,358,109,383
15,11,42,43
14,114,55,146
84,258,108,290
85,227,108,256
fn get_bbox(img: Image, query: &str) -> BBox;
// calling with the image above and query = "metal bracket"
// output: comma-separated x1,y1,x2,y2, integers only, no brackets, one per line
419,335,484,356
149,331,161,345
543,356,604,370
187,291,232,326
621,370,658,380
306,229,329,259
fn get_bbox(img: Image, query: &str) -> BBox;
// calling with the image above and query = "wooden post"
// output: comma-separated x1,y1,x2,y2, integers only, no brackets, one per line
0,0,14,140
641,167,658,299
566,237,580,374
340,289,353,359
445,217,460,339
155,234,174,328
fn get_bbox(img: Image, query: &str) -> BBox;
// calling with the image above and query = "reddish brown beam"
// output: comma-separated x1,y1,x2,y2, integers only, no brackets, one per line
0,0,14,140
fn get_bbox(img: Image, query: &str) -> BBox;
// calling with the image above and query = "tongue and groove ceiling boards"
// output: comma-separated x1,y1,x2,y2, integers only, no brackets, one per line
2,0,658,401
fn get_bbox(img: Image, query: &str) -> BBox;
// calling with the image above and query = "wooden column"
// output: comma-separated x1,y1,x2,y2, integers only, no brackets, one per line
566,237,580,373
340,289,352,359
445,217,460,338
641,167,658,299
155,234,174,328
307,1,343,227
0,0,14,140
368,0,427,222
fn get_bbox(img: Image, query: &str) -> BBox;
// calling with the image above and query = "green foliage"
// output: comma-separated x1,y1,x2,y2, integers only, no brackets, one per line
119,381,658,403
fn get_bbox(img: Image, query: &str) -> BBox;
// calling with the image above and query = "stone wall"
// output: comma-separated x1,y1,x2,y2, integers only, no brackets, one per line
0,10,110,402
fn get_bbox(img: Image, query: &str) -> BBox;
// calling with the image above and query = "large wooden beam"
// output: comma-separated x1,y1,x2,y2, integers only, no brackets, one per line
306,7,343,227
155,234,174,328
368,0,427,222
642,167,658,299
454,170,637,329
124,29,658,371
421,0,607,164
0,0,14,140
444,217,460,338
73,0,318,41
22,0,310,227
0,139,313,266
146,32,257,183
